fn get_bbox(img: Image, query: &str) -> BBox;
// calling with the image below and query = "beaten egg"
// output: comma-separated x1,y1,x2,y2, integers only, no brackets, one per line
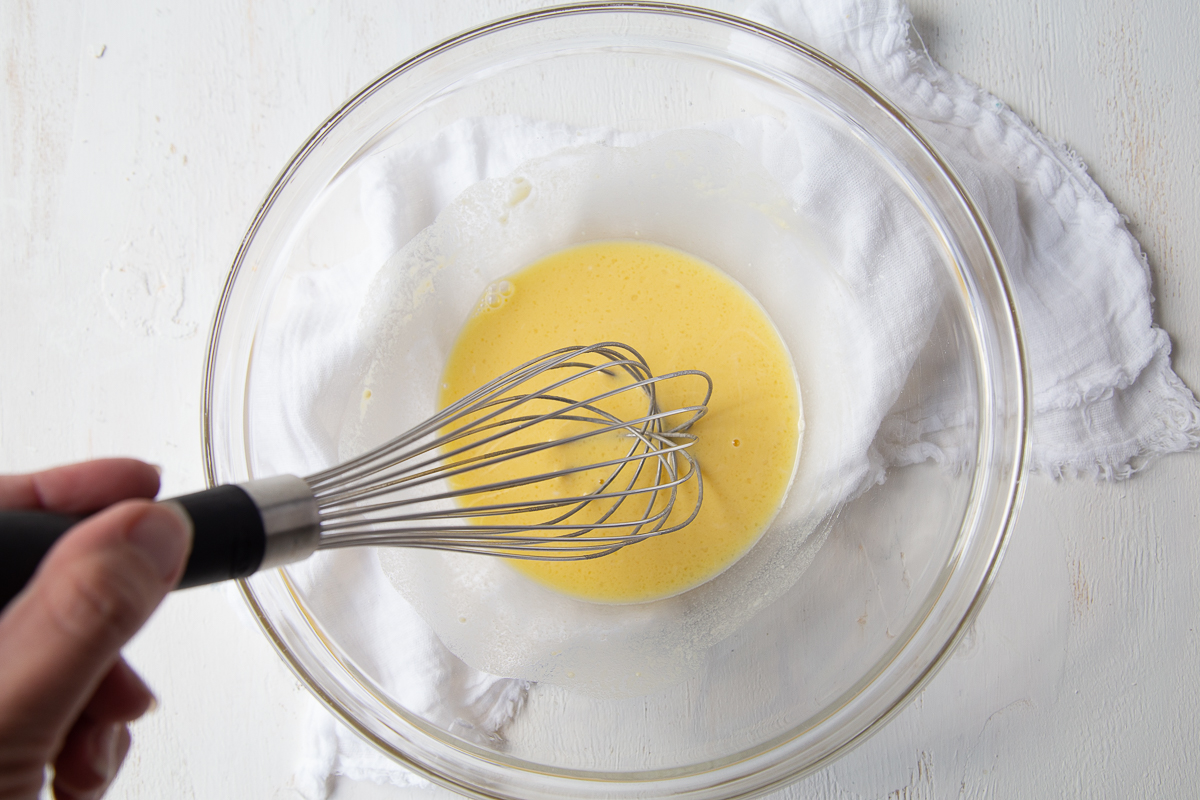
440,240,801,603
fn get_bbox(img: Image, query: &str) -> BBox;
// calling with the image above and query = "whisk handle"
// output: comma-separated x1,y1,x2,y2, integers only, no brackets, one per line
169,485,270,588
0,510,78,609
0,475,320,609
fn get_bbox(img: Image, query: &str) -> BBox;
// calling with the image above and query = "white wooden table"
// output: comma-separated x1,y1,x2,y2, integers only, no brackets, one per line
3,2,1197,798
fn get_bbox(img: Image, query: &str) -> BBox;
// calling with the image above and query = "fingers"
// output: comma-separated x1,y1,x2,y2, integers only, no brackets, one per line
0,459,175,798
52,658,151,800
52,719,131,800
0,459,160,514
77,658,155,724
0,500,190,753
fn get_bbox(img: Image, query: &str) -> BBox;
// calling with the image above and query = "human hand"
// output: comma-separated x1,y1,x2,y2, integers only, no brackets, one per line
0,459,192,800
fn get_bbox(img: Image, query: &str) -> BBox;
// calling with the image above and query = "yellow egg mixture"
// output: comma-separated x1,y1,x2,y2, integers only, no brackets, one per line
439,240,801,603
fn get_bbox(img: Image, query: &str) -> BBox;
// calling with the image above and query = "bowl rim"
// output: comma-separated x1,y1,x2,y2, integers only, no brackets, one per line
201,3,1030,797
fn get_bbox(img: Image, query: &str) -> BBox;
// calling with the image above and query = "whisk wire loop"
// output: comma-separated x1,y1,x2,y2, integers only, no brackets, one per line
315,401,702,508
316,438,699,528
311,357,664,496
305,343,711,561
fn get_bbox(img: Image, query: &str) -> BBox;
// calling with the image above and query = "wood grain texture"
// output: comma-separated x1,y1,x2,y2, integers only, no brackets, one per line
2,1,1197,799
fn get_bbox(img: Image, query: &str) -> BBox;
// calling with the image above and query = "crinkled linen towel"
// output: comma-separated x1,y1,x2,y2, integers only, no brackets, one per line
288,0,1200,795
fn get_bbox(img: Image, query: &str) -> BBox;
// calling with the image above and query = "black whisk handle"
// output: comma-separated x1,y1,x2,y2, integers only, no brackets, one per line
171,485,268,589
0,475,321,610
0,510,79,609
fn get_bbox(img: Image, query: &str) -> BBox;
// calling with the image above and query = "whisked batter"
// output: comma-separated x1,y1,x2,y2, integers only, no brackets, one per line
440,240,802,603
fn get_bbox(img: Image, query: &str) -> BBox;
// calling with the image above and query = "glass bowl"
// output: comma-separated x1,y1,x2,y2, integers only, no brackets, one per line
202,4,1027,798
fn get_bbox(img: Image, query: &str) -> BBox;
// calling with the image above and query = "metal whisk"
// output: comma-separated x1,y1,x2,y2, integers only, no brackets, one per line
0,343,711,604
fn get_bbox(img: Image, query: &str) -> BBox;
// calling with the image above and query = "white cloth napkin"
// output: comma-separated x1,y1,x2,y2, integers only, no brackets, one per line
748,0,1200,479
279,0,1200,795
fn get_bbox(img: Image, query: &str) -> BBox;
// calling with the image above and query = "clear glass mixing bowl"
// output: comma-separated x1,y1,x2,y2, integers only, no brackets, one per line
202,4,1027,798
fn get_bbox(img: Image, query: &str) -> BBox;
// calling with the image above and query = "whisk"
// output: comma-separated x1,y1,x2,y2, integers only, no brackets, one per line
0,343,710,605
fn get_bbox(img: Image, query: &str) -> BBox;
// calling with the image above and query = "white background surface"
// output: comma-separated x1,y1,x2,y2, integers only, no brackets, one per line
3,1,1198,798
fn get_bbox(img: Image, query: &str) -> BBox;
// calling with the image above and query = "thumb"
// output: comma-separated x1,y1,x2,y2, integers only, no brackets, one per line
0,500,191,748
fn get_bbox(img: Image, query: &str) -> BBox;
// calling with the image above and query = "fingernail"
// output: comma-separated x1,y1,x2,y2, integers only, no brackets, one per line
127,504,192,582
122,663,158,715
92,723,121,780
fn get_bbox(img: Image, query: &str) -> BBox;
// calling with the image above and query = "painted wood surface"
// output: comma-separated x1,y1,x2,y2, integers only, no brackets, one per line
2,1,1197,798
